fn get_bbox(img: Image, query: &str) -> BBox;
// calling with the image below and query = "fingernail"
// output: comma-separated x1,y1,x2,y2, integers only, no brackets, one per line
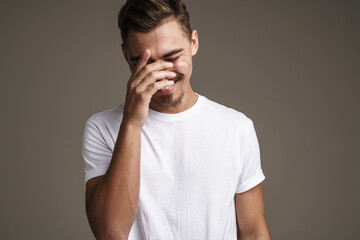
166,62,173,67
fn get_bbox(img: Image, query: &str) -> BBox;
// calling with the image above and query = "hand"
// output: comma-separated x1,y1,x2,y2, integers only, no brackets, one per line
122,49,175,129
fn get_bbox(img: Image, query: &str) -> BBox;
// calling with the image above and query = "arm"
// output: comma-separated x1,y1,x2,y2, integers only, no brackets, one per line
235,184,271,240
85,122,141,240
85,49,176,240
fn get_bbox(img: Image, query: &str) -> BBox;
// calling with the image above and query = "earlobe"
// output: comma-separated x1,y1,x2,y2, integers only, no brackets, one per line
191,30,199,56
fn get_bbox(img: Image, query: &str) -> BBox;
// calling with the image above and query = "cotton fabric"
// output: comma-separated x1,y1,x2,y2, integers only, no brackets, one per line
82,93,265,239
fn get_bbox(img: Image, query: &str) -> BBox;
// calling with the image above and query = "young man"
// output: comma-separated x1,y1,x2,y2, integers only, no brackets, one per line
82,0,271,239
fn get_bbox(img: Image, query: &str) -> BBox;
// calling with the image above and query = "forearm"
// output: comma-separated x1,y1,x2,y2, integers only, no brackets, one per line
87,122,142,239
237,223,271,240
238,232,271,240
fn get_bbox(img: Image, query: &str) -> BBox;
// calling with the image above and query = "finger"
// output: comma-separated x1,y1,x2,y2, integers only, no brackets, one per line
135,49,151,74
136,70,176,92
143,79,175,97
132,61,173,87
127,50,151,89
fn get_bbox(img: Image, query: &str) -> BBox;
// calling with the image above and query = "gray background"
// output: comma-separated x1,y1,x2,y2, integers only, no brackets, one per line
1,0,359,239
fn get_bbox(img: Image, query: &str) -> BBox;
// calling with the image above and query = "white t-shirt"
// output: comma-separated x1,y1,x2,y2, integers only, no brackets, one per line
82,93,265,239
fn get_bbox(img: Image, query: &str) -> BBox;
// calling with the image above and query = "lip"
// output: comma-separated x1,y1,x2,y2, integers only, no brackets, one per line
156,80,177,95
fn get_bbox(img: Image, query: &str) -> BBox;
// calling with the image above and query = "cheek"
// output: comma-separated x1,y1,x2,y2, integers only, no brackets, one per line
174,59,191,75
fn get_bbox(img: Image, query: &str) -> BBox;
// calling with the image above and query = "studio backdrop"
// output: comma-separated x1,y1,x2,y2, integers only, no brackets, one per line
1,0,359,239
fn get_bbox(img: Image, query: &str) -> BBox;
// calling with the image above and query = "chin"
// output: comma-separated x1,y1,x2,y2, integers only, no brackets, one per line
152,90,185,109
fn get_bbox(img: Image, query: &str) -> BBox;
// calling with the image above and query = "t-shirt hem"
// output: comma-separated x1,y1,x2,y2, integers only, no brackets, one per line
235,169,265,193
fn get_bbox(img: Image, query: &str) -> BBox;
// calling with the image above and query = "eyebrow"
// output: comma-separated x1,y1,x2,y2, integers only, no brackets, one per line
130,48,184,62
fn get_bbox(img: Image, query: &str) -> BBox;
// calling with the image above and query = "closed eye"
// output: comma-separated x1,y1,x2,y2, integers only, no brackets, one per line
132,59,154,66
165,56,180,62
132,56,179,66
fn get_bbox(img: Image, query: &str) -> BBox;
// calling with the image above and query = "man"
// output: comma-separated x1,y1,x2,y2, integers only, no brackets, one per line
82,0,271,239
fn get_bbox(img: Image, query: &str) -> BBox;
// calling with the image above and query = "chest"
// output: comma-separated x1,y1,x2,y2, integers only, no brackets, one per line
139,122,241,204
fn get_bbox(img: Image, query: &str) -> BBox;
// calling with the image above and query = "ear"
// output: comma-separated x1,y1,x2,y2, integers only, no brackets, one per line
191,30,199,56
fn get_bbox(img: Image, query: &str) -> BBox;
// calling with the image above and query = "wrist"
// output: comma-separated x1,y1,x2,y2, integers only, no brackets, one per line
120,119,143,133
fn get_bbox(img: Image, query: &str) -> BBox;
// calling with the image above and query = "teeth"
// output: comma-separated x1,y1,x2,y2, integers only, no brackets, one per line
161,85,171,90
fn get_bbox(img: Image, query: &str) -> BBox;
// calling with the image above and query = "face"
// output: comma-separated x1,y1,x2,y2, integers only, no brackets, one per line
122,18,199,113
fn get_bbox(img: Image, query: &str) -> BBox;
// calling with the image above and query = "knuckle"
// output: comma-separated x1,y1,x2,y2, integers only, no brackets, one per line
134,86,142,95
138,92,147,101
148,71,157,79
149,82,157,89
128,81,136,90
143,65,151,73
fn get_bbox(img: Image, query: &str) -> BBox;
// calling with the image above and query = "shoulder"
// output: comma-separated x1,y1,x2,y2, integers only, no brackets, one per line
200,95,253,131
85,103,124,130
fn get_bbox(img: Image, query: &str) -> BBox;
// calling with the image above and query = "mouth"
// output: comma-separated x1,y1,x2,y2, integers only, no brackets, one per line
155,78,178,83
155,79,177,94
155,73,183,95
156,72,183,83
155,72,183,85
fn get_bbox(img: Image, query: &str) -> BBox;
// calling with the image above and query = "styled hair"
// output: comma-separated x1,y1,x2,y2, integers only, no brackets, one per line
118,0,192,47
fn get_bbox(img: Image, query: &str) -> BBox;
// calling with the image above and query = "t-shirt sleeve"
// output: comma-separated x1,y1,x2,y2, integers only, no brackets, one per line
235,119,265,193
82,119,113,185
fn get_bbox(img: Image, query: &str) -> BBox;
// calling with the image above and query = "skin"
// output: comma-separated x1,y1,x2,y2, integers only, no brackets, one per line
236,184,271,239
122,17,199,119
85,17,271,239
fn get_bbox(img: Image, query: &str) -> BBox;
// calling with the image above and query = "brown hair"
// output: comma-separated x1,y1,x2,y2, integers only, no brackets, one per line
118,0,192,47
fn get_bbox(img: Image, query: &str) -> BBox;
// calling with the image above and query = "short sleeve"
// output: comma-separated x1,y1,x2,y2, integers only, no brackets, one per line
235,119,265,193
82,120,113,185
